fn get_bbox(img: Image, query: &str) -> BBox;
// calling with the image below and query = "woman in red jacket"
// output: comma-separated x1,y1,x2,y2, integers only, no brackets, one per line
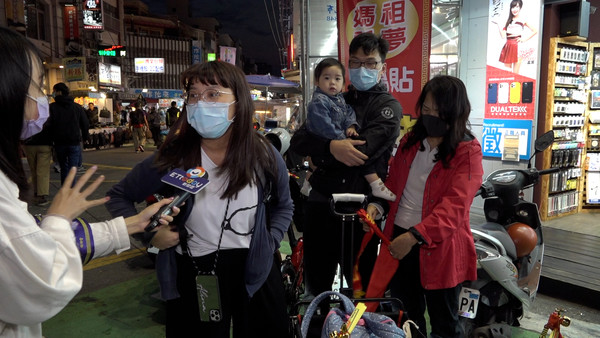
365,75,483,337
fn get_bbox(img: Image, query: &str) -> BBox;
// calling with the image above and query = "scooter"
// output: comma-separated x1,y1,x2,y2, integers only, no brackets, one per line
459,130,559,338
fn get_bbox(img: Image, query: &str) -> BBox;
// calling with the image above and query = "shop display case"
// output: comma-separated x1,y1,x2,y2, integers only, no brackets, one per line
540,37,600,220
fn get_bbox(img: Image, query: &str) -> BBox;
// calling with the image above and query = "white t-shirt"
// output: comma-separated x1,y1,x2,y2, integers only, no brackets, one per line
182,148,258,257
394,140,438,229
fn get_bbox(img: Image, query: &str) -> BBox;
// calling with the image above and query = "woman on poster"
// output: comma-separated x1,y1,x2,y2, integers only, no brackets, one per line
493,0,538,74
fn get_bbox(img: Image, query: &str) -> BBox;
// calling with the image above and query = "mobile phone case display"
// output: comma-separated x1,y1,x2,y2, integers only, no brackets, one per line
540,38,599,220
583,43,600,207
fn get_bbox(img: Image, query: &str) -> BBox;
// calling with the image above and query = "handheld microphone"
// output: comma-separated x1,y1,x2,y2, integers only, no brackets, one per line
145,167,209,232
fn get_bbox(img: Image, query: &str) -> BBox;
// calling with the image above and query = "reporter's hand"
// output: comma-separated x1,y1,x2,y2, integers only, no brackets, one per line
46,166,109,221
124,197,180,235
150,225,180,250
330,139,368,166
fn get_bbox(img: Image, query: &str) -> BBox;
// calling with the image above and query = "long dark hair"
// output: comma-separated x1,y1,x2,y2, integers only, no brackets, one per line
403,75,473,168
0,27,40,201
504,0,523,29
156,61,277,199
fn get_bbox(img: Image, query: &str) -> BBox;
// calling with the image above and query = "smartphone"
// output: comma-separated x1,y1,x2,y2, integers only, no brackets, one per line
487,83,498,104
522,81,533,103
509,82,521,104
498,82,509,104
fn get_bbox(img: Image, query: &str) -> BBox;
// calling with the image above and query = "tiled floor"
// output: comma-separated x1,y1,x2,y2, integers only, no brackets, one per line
543,211,600,236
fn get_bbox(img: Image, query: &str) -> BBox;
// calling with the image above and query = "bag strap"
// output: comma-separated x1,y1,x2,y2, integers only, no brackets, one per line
301,291,355,338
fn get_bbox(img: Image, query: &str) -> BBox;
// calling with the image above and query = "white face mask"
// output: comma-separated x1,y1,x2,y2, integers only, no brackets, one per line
21,94,49,140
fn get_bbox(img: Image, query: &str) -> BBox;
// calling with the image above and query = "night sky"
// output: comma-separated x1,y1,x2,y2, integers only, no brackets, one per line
140,0,283,75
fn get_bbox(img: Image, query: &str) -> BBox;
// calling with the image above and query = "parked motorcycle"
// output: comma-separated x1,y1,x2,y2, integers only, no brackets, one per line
459,130,558,338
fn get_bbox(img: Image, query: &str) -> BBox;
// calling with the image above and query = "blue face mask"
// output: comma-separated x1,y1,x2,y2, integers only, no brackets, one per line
349,67,380,91
186,101,235,139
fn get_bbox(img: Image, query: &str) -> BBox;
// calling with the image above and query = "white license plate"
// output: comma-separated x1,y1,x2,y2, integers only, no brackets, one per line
458,287,480,319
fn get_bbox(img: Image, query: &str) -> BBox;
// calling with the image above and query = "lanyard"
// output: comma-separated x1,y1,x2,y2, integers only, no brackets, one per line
186,198,258,275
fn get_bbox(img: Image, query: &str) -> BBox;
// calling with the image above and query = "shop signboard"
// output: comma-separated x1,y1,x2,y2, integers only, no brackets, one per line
98,62,121,86
134,58,165,73
83,0,103,30
482,119,532,160
219,46,236,65
337,0,432,118
63,57,86,82
484,0,541,121
192,40,202,64
63,5,81,56
132,89,183,99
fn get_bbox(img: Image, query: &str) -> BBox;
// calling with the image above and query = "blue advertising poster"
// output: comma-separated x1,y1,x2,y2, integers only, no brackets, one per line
482,119,532,160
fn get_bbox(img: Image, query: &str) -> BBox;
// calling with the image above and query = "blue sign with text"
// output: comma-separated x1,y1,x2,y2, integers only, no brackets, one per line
482,119,532,160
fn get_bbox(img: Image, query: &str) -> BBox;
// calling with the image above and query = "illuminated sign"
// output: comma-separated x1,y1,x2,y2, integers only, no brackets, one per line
83,0,103,30
98,45,127,57
134,58,165,73
207,53,216,61
98,62,121,85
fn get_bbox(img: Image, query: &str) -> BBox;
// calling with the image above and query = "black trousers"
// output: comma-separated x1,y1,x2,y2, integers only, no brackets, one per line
302,198,379,296
166,249,290,338
389,227,463,338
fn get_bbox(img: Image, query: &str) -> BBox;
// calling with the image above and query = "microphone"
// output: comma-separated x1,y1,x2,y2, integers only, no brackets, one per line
144,167,209,232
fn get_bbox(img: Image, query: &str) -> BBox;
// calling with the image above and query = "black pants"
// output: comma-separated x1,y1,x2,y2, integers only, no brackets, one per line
166,249,290,338
302,197,379,296
389,227,463,338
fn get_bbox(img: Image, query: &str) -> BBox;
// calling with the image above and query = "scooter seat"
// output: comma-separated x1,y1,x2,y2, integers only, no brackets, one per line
471,222,518,260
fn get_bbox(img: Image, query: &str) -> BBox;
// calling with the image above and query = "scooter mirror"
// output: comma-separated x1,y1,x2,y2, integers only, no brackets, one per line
534,130,555,153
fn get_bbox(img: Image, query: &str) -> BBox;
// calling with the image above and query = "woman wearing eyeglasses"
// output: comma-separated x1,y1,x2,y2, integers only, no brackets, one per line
106,61,294,338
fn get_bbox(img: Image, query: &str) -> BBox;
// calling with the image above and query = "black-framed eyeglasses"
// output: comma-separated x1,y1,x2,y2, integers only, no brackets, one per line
348,59,381,69
183,88,233,104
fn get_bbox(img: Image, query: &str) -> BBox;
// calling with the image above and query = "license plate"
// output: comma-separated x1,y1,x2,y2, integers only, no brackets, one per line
458,287,480,319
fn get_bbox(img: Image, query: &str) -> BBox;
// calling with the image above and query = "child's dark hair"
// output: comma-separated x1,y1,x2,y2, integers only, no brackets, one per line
314,58,345,82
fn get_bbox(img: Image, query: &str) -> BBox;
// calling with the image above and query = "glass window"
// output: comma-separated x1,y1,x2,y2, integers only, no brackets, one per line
25,0,48,42
430,0,460,78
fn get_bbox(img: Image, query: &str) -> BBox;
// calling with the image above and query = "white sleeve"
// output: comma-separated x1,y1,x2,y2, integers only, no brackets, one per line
87,216,131,257
0,213,130,326
0,214,82,325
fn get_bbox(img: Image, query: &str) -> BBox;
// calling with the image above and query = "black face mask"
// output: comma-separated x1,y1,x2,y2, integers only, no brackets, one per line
422,114,447,137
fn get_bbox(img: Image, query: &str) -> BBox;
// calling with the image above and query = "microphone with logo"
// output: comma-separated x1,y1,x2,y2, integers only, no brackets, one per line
144,166,210,232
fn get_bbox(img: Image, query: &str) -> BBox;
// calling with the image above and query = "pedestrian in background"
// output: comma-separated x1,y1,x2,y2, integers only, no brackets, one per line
106,61,293,338
166,100,180,127
147,106,163,148
46,82,89,184
129,103,148,153
0,25,179,338
364,75,483,337
85,102,99,127
23,121,52,206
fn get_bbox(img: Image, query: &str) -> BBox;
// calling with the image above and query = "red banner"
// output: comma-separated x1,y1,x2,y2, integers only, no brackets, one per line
337,0,431,118
63,5,79,41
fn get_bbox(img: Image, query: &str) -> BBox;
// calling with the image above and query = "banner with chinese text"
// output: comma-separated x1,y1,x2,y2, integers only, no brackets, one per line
337,0,431,118
63,57,86,82
484,0,541,120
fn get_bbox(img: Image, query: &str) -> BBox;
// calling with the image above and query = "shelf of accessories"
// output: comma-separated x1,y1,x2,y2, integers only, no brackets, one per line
540,38,591,221
582,42,600,210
